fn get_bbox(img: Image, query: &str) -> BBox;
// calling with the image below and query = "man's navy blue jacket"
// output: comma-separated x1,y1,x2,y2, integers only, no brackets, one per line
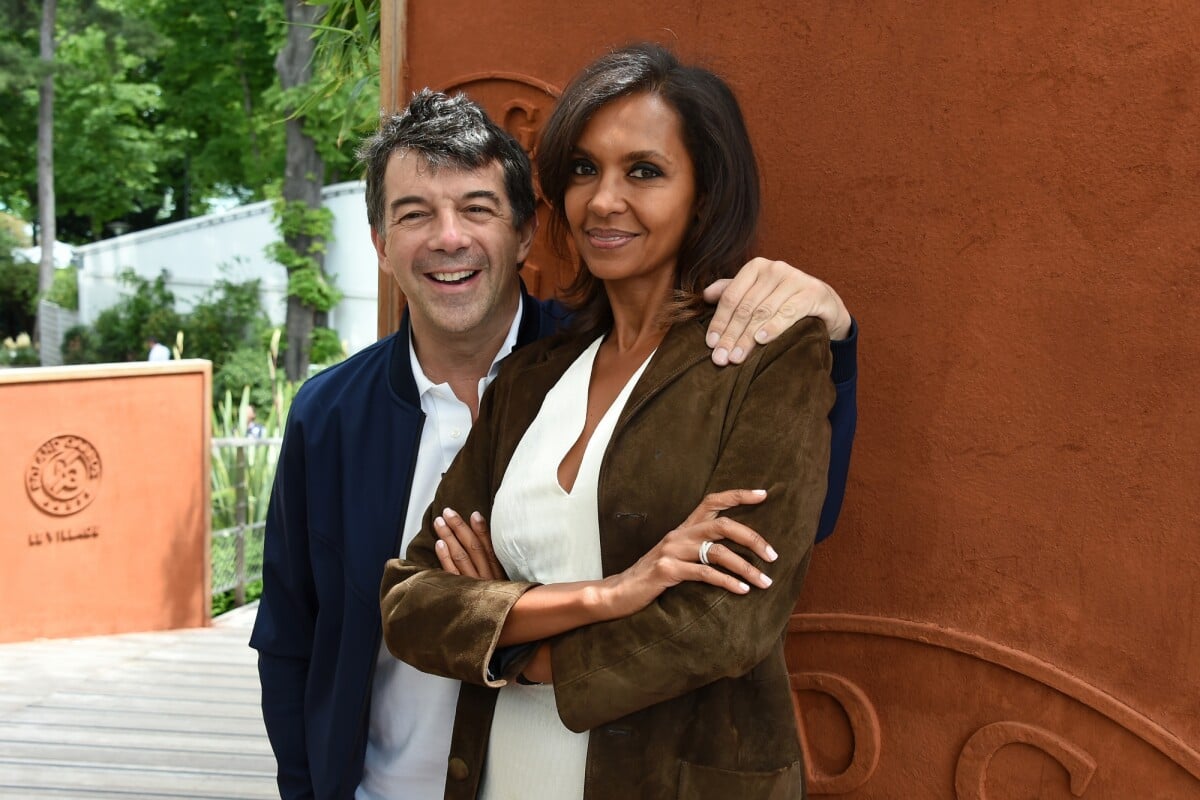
249,286,858,800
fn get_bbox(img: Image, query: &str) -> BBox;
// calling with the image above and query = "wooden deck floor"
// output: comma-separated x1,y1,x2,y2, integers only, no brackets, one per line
0,603,276,799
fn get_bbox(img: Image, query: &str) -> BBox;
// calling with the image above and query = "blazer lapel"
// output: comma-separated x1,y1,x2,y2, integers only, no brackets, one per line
617,317,711,430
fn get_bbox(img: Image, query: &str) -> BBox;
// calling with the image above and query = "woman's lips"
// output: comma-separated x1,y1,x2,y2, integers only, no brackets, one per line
585,228,637,249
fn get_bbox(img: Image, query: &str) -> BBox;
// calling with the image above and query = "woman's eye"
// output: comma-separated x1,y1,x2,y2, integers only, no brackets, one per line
629,164,662,179
570,159,596,176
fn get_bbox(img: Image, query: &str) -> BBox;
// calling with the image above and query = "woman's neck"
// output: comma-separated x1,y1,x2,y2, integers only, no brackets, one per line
603,273,674,353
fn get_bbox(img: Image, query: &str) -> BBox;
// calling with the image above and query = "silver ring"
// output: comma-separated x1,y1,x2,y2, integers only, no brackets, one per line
698,540,714,566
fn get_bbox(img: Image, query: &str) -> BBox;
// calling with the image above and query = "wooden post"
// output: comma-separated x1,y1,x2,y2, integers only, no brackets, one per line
234,445,247,607
377,0,409,339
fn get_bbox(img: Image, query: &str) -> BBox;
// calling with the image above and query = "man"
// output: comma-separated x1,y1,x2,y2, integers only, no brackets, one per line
250,90,858,800
146,335,170,362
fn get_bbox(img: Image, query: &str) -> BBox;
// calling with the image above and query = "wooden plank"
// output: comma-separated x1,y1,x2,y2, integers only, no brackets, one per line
0,740,274,771
0,603,276,798
9,707,267,736
0,721,272,755
0,761,276,799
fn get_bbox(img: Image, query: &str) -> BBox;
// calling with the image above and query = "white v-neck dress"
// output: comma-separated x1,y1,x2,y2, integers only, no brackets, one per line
480,336,653,800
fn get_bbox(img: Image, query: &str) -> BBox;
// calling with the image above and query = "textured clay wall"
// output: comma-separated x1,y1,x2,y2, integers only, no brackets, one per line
389,2,1199,795
0,362,212,642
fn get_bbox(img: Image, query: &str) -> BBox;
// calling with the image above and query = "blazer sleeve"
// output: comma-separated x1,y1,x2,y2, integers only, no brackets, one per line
550,320,835,732
816,318,858,542
248,409,317,800
378,378,540,688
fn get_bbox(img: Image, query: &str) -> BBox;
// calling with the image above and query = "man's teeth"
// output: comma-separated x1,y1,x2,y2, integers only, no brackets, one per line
430,270,477,283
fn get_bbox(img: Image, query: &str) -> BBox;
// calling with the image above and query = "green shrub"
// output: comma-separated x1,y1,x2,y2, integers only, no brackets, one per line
2,333,39,366
184,277,271,367
91,269,181,361
212,580,263,617
214,345,275,410
209,373,297,616
309,325,346,365
61,324,100,364
45,268,79,310
0,232,38,338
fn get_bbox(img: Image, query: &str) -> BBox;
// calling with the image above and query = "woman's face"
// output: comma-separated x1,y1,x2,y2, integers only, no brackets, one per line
564,92,697,292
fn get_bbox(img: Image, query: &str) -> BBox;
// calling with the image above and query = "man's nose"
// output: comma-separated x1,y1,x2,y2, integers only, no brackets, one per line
430,211,470,250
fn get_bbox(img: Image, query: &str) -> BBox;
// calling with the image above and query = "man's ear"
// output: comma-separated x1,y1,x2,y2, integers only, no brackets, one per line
515,214,538,267
370,225,389,272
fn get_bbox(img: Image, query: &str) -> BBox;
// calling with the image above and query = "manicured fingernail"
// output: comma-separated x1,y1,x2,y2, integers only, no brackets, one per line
765,545,778,562
706,331,720,348
752,489,767,496
713,347,729,364
759,574,773,588
443,508,458,518
471,511,484,523
738,582,751,593
730,347,744,362
435,516,446,528
755,329,769,343
435,540,446,550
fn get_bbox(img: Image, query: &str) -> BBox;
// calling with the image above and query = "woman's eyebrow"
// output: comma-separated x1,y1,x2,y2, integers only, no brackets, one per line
624,149,670,164
571,146,672,164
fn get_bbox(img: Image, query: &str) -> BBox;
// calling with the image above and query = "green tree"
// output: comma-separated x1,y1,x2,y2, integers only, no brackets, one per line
0,226,38,337
184,277,272,367
90,269,181,361
142,0,282,215
37,0,57,296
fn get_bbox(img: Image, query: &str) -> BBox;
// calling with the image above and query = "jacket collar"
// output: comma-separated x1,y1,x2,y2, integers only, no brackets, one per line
387,279,546,406
618,315,712,427
514,313,714,431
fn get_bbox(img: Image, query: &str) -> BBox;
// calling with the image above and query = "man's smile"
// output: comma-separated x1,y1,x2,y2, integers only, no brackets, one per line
427,270,480,285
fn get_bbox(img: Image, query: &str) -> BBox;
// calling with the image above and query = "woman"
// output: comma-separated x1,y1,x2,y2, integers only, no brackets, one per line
380,43,834,800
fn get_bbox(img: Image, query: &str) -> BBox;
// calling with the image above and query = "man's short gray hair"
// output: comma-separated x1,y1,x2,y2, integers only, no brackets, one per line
357,89,536,236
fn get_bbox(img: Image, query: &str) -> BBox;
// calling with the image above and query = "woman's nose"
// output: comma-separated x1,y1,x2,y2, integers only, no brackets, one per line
587,175,627,216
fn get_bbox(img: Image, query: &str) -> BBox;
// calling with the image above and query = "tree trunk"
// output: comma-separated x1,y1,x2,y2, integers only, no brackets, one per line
276,0,326,381
37,0,57,299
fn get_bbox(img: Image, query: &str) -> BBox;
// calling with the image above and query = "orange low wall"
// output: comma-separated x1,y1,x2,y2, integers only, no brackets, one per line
0,360,212,642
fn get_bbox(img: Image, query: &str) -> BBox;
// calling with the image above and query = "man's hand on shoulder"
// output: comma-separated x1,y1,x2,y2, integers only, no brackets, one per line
703,257,852,365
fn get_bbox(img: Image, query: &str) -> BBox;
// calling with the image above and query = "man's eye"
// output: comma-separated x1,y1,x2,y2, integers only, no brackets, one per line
397,211,426,223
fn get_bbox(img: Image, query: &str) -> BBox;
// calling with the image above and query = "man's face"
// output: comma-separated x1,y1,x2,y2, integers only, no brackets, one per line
371,152,534,344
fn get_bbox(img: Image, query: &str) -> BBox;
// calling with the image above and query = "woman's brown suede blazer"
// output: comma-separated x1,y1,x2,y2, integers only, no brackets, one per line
380,312,834,800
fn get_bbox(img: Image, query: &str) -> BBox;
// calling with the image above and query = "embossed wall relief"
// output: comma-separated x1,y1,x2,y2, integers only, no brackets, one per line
439,73,565,301
787,614,1200,799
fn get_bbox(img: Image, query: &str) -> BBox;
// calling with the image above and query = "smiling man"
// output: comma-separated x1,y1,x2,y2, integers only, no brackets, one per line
249,89,859,800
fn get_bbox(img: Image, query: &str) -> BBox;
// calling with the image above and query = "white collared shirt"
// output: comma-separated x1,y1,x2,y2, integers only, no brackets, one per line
356,296,524,800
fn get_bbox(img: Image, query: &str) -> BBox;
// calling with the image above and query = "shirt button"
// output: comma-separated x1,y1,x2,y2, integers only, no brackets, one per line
450,428,462,439
447,756,470,781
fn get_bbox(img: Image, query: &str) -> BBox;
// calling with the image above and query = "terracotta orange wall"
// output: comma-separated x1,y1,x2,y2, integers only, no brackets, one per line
390,2,1199,794
0,361,212,642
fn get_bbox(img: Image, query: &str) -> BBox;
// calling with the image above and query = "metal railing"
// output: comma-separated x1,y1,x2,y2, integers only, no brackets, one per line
211,436,282,606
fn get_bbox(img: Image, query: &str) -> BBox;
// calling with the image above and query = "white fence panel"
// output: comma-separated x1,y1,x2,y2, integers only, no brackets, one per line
74,182,379,355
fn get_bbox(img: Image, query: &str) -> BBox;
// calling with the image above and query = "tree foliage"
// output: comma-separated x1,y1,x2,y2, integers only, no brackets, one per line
90,269,182,362
0,0,381,365
0,0,376,244
0,226,38,337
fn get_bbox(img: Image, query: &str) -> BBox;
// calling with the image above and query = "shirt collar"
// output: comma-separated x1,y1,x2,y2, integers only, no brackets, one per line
408,292,525,400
